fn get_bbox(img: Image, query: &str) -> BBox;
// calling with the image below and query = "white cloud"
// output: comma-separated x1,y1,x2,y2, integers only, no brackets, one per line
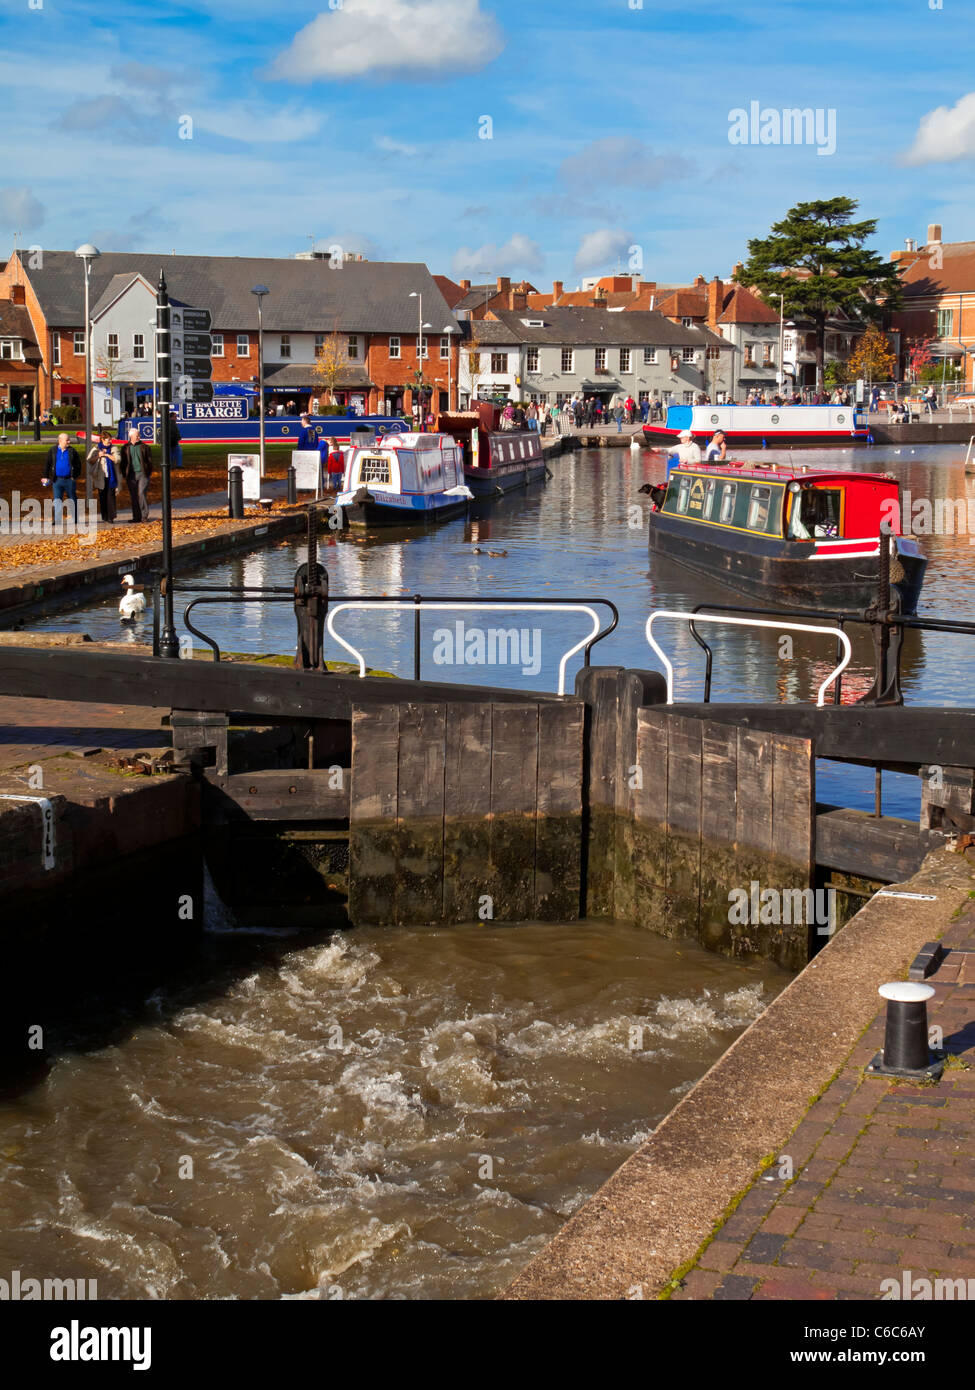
574,228,632,274
195,103,326,144
903,92,975,165
452,234,543,278
0,186,45,231
376,135,419,157
269,0,505,81
560,137,693,188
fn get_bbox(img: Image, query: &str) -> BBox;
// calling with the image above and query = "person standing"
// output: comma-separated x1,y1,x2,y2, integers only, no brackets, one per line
625,394,636,424
120,428,153,522
325,441,345,493
42,432,82,523
297,413,318,450
96,428,119,522
613,401,624,433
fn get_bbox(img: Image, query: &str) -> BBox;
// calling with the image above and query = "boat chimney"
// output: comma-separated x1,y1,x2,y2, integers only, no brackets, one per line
927,224,942,246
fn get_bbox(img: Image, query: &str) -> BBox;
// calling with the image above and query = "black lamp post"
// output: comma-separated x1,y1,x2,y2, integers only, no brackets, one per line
74,242,100,499
155,270,179,659
251,285,269,477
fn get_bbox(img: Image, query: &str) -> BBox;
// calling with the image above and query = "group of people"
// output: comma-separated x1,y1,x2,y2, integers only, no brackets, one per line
41,428,153,524
296,415,348,492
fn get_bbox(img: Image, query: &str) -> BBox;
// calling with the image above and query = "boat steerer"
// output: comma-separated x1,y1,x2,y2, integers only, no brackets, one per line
156,271,180,660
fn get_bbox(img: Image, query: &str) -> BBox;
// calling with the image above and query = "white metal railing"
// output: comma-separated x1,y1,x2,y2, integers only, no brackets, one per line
645,610,853,707
326,601,602,695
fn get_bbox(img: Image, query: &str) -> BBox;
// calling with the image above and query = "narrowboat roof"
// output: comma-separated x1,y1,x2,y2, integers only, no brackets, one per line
671,460,897,487
366,432,456,450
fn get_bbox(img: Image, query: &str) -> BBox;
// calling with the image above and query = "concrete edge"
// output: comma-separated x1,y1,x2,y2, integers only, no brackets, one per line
501,849,975,1300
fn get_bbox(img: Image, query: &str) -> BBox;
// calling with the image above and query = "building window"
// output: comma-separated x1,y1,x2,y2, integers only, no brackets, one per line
937,308,954,338
527,346,539,372
211,333,224,357
644,347,657,365
107,333,119,361
73,331,85,355
619,348,631,372
638,390,649,404
389,336,400,359
763,343,774,365
132,333,145,361
51,336,60,366
440,335,450,360
681,316,692,328
561,348,574,372
595,347,607,370
744,343,756,366
237,334,250,357
280,334,291,358
348,334,359,360
419,336,429,360
490,352,508,374
682,390,694,404
682,346,694,363
706,345,721,360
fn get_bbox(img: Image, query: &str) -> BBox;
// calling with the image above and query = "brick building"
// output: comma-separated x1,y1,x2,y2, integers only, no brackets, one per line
0,249,461,419
890,224,975,387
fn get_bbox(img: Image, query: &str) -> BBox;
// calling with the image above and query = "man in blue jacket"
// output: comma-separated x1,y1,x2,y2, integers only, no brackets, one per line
297,414,319,451
41,432,82,521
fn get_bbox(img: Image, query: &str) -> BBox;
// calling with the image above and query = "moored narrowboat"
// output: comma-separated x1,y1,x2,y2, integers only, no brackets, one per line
644,460,926,612
642,403,870,449
439,405,547,496
335,432,473,528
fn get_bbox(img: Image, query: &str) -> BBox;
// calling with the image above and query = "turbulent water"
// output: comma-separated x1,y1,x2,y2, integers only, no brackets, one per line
0,916,786,1300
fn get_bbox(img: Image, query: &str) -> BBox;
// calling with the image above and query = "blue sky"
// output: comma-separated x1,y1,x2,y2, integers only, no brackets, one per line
0,0,971,287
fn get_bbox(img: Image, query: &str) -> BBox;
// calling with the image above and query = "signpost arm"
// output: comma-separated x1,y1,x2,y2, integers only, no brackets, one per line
156,271,179,659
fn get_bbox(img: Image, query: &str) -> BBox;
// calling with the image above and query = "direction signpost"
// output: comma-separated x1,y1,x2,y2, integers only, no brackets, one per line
170,305,214,404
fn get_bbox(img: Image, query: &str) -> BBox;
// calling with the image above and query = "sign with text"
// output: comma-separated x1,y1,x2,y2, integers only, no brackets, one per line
228,453,261,501
176,380,214,404
172,355,213,379
292,450,324,495
179,398,246,420
171,307,211,332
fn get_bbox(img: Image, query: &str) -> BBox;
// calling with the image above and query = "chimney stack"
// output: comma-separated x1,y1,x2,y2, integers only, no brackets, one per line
460,279,471,291
707,276,723,330
552,280,563,301
693,274,706,288
927,224,942,246
497,276,510,293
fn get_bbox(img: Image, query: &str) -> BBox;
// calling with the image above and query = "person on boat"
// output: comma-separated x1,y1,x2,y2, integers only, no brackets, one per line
705,430,727,462
325,442,345,492
667,428,701,466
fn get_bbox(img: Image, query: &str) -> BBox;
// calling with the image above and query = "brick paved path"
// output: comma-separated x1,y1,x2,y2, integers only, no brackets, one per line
0,694,167,776
672,907,975,1301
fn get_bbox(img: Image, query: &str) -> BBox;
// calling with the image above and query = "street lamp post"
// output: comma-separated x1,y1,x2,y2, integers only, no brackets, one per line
74,242,100,500
776,292,785,394
443,324,457,411
251,285,269,478
156,269,180,660
150,317,158,444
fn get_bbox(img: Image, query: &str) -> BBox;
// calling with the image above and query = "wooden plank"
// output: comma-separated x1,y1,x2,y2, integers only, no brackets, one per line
699,721,739,954
664,714,702,938
633,708,671,930
396,703,446,926
614,671,665,923
489,704,539,921
204,768,350,820
534,701,584,920
816,808,945,882
736,729,773,855
443,703,494,923
771,735,815,871
348,705,399,925
574,666,622,918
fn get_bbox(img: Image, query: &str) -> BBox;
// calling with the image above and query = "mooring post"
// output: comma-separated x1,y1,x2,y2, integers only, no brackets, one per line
286,466,297,505
414,594,422,680
292,505,328,670
867,981,943,1080
228,466,243,519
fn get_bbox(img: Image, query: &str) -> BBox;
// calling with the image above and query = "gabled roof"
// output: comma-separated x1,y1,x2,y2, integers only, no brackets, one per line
91,272,155,320
0,299,39,345
718,285,780,325
12,250,457,333
897,240,975,297
477,306,727,348
655,288,708,320
433,274,467,309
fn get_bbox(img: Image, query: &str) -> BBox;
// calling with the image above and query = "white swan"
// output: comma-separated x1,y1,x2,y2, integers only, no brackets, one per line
119,574,146,621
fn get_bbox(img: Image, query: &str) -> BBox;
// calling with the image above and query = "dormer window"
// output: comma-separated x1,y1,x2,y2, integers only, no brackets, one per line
521,319,545,328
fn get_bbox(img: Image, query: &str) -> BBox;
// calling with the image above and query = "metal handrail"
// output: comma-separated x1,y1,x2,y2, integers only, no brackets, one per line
179,590,618,681
646,610,853,707
327,599,612,695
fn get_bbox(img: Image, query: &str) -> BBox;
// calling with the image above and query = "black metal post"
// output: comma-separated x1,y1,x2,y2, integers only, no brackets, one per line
414,593,422,680
287,466,297,505
152,573,161,657
156,272,179,658
228,466,244,519
866,981,942,1080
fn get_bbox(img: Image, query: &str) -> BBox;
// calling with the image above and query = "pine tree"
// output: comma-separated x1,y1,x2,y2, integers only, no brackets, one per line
735,198,902,391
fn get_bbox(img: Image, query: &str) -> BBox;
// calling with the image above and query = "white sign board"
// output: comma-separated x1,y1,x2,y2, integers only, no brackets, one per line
292,449,323,496
228,453,261,501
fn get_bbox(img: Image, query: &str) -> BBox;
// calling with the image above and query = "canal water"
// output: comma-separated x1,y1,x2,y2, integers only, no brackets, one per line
30,441,975,815
6,441,972,1299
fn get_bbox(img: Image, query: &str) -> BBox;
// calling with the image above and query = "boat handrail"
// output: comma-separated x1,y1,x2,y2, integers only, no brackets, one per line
645,609,853,707
326,599,613,695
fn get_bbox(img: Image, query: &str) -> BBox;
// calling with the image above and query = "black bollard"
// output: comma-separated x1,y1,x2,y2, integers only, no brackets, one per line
287,466,297,505
228,465,244,519
866,981,943,1080
33,415,41,442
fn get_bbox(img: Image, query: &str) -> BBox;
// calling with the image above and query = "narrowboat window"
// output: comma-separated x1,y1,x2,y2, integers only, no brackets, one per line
703,479,717,519
359,454,392,485
747,485,772,530
719,483,737,523
677,475,692,513
791,486,842,538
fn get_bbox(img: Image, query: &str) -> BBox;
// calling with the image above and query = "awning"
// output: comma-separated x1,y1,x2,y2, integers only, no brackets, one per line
263,364,375,390
929,342,967,358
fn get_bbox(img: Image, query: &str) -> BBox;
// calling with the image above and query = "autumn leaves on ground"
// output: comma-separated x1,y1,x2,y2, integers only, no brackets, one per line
0,443,297,573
